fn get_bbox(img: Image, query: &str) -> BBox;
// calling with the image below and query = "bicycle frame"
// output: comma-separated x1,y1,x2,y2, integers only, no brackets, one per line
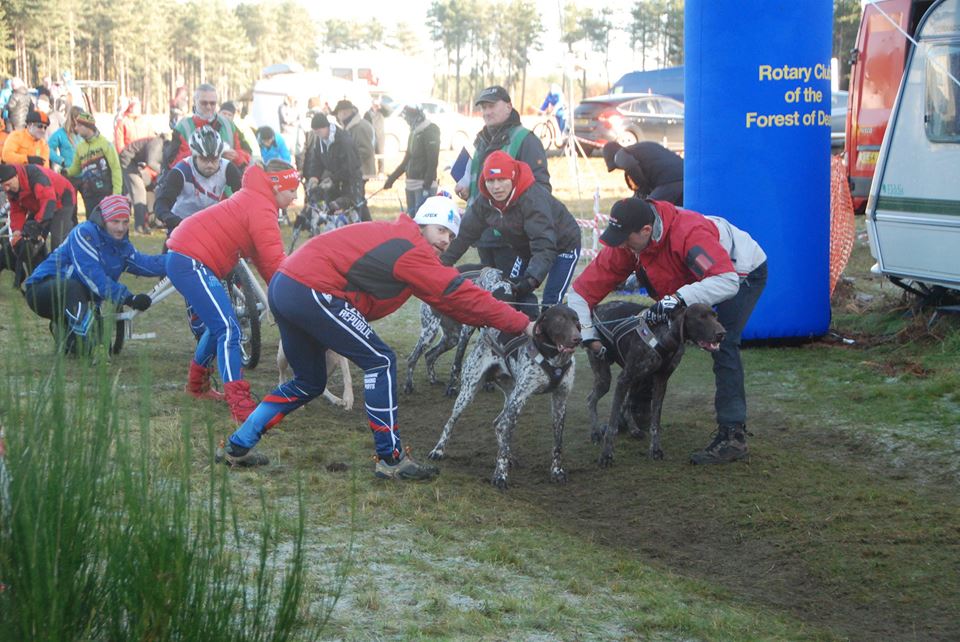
115,257,269,339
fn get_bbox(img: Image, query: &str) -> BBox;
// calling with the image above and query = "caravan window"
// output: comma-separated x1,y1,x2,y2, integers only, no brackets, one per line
924,45,960,143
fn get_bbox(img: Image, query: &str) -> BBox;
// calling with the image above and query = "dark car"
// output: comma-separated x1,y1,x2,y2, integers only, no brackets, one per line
831,89,848,150
572,93,684,155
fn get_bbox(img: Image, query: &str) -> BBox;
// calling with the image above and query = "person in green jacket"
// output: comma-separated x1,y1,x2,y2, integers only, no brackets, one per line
66,111,122,213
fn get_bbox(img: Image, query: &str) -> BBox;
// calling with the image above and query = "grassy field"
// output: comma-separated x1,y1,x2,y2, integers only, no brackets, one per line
1,154,958,641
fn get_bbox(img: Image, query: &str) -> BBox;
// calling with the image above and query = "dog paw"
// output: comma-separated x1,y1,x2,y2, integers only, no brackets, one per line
551,468,568,484
491,474,509,490
443,384,458,397
650,448,664,461
427,447,445,460
403,381,414,395
591,425,608,445
629,427,648,440
597,452,615,468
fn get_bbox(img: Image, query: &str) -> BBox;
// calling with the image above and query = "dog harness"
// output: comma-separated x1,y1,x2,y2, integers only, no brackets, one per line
484,329,573,393
592,312,665,366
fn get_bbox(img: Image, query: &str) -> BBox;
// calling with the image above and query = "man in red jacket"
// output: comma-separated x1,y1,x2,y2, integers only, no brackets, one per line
166,160,292,422
569,197,767,464
0,163,77,283
220,195,535,480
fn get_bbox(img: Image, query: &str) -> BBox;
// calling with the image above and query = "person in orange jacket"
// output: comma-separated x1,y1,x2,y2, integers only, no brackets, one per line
1,110,50,167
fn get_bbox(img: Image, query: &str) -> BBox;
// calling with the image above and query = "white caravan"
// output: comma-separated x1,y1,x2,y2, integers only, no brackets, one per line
866,0,960,299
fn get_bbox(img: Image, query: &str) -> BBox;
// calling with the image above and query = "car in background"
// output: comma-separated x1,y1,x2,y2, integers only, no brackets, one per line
831,89,848,150
572,93,684,155
380,98,479,155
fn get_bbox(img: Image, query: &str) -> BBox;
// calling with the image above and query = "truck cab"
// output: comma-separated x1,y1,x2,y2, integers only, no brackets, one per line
845,0,935,212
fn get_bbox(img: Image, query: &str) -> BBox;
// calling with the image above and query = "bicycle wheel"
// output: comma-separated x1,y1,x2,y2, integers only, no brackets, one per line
111,314,126,355
533,120,554,150
225,268,262,369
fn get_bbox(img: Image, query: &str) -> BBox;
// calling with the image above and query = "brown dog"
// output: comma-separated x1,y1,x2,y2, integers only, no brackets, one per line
588,301,725,465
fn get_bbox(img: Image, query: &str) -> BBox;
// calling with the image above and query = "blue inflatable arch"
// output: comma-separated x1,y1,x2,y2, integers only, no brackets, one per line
684,0,833,340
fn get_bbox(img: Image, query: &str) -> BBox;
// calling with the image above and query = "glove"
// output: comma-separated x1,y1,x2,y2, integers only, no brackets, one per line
165,216,182,233
26,155,45,166
124,293,152,311
511,276,538,299
21,219,44,241
383,175,397,190
642,294,685,325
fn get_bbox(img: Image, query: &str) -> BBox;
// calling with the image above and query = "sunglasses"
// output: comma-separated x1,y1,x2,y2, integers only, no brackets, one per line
198,100,217,108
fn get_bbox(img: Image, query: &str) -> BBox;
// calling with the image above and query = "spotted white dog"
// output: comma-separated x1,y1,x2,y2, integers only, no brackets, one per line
404,266,513,396
429,304,582,489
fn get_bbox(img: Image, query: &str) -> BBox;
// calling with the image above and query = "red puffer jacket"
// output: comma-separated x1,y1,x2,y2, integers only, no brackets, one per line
573,199,736,305
167,165,285,282
279,214,530,333
7,164,76,236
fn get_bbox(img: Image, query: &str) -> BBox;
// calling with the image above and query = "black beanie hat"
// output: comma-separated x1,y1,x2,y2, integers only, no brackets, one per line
0,164,17,182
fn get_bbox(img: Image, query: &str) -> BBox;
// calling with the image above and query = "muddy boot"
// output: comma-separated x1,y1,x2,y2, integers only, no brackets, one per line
689,423,750,465
224,380,258,424
215,439,269,467
375,448,439,481
185,361,225,401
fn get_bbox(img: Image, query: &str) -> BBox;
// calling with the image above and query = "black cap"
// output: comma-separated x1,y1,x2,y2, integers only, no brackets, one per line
474,85,511,106
0,164,16,182
333,99,355,113
599,198,656,247
311,113,329,129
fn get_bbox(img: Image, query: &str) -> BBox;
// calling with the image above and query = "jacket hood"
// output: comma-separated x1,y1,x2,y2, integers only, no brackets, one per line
646,199,679,250
241,164,278,203
477,152,536,211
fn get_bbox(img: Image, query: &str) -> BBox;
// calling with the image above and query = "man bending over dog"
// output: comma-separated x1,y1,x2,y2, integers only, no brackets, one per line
568,197,767,464
441,151,581,318
218,195,535,481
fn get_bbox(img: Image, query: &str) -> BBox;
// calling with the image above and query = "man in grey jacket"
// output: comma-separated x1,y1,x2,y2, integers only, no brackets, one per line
335,100,375,221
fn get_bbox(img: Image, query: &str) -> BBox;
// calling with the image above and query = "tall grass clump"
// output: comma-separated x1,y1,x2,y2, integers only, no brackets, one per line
0,339,347,641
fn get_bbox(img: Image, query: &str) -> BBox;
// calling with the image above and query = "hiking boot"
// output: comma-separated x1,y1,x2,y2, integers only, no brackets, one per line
224,380,258,423
185,360,225,401
374,448,440,481
215,440,269,467
689,424,750,465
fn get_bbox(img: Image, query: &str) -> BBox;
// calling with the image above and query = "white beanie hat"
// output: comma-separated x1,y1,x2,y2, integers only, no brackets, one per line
413,195,461,236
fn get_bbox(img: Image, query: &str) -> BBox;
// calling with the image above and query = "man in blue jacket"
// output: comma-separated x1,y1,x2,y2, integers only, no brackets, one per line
23,194,165,354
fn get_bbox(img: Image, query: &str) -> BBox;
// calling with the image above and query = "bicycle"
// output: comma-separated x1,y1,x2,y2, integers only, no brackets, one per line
113,257,267,368
532,113,565,151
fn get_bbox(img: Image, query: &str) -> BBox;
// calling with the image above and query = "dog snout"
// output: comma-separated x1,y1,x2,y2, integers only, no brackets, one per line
715,330,726,344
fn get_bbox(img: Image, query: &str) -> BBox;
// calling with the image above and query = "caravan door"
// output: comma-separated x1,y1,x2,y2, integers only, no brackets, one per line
866,0,960,291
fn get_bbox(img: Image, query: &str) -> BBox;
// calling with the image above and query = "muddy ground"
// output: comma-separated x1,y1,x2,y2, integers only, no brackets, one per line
388,339,960,642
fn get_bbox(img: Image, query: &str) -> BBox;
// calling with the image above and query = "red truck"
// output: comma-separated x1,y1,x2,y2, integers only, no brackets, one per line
845,0,935,212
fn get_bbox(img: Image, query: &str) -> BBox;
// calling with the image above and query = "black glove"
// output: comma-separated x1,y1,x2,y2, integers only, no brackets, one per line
165,216,182,233
26,155,45,166
383,174,397,190
642,294,685,325
511,276,538,299
21,219,44,241
124,293,152,311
